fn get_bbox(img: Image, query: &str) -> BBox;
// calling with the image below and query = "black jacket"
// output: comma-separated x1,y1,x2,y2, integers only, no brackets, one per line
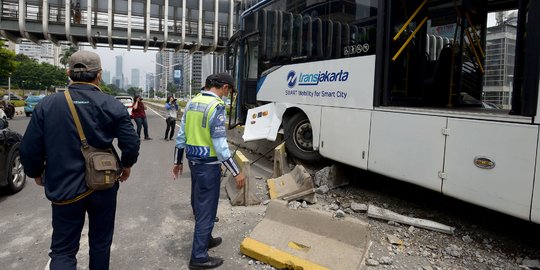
20,83,140,202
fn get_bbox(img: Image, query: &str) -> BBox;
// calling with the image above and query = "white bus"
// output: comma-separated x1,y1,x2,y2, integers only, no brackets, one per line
225,0,540,223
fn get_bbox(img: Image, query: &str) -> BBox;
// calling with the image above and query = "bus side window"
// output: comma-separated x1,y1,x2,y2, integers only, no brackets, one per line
324,20,334,59
280,12,293,59
332,21,342,58
302,15,312,58
292,14,303,59
342,23,350,52
258,10,267,60
265,10,278,60
312,18,323,60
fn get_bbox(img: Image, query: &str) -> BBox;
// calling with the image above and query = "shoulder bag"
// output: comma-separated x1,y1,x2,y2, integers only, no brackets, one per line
65,90,120,190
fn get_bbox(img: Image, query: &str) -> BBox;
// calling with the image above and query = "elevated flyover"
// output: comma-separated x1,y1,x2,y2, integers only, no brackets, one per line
0,0,239,52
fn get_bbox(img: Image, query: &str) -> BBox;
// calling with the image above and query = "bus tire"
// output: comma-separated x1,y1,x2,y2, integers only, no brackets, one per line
284,113,322,163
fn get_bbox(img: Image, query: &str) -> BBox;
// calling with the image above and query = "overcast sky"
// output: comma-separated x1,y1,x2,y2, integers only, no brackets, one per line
85,46,157,87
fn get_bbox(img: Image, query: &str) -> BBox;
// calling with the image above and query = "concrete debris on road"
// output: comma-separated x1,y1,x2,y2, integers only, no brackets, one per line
240,200,370,270
387,234,403,246
267,165,316,203
367,204,455,235
272,143,291,178
313,165,349,188
225,150,261,206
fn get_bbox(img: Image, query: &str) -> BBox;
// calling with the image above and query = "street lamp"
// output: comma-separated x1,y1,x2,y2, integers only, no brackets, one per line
154,62,181,99
146,72,164,99
7,73,11,102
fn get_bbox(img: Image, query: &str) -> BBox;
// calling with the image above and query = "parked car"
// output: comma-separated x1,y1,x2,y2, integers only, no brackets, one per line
24,95,45,117
115,95,134,115
0,100,15,119
0,119,26,194
2,94,23,101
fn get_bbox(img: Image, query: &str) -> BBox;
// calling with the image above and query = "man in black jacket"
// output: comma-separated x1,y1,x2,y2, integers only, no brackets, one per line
20,51,140,270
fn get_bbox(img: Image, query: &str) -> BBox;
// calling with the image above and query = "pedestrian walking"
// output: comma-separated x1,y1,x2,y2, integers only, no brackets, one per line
164,95,178,141
132,95,152,140
172,73,245,269
19,51,140,270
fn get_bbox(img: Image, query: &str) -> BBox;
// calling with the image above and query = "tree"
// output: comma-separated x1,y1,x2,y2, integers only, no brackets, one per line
167,83,177,97
11,54,67,91
126,87,142,97
0,40,18,80
100,83,114,95
106,84,121,96
59,45,78,68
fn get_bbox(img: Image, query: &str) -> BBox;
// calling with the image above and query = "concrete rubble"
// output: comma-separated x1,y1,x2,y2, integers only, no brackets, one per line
240,200,370,270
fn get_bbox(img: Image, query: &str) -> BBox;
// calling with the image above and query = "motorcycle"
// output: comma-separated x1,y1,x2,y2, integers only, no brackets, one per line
0,101,15,119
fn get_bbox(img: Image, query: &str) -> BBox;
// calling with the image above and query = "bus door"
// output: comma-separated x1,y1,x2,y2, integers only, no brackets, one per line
227,13,260,129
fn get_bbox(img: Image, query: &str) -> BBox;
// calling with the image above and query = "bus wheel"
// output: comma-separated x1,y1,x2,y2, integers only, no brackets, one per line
284,113,322,163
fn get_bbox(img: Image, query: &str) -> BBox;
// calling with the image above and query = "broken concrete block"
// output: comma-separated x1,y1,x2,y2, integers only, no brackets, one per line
314,165,349,189
316,185,330,194
225,150,261,206
386,234,403,246
240,200,370,270
367,205,455,235
350,202,368,212
267,165,316,203
272,142,290,178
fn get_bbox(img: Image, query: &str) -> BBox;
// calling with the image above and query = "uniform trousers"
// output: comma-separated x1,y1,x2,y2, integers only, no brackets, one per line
188,161,221,263
49,183,119,270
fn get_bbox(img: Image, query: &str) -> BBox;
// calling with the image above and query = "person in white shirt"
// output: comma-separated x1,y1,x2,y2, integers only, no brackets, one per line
164,96,178,141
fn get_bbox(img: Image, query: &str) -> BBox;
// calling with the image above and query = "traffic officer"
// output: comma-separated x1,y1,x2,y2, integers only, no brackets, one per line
172,73,245,269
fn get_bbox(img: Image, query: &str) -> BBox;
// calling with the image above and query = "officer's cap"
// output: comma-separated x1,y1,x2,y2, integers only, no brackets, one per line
206,73,235,92
69,51,102,72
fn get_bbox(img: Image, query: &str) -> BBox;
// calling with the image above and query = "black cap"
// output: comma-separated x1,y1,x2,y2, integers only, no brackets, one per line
206,73,235,91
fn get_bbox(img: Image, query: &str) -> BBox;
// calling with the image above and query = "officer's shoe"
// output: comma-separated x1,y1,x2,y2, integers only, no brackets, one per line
208,237,222,249
188,256,223,269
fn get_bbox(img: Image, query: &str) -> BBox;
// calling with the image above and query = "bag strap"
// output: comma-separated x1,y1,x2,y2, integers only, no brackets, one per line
64,90,89,148
57,90,95,204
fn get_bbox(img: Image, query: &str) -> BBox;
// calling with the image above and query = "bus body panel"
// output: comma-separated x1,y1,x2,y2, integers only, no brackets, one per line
536,81,540,124
533,150,540,222
319,108,371,169
368,111,446,192
242,103,282,142
256,56,376,110
443,119,538,220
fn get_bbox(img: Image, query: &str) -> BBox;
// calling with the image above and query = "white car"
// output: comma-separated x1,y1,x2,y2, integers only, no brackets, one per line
115,96,134,115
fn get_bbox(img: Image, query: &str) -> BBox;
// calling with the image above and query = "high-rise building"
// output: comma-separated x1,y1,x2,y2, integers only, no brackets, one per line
102,70,111,85
131,69,140,88
16,40,56,66
202,53,226,82
115,55,124,89
191,51,203,92
156,50,186,97
483,12,517,109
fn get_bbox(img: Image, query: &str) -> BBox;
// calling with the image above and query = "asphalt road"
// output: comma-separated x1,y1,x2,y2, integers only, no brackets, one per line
0,107,273,270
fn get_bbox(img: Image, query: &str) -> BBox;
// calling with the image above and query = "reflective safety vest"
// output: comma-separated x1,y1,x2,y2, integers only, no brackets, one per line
185,93,224,158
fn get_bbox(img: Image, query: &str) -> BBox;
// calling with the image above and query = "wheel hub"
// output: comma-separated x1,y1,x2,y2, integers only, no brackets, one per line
294,120,313,152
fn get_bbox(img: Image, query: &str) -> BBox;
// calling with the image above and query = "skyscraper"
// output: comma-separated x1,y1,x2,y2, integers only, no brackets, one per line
131,69,140,88
115,55,124,89
102,70,111,85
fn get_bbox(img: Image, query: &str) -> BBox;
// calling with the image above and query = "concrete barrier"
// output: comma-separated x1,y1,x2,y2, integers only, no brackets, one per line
225,150,261,206
240,200,370,270
267,165,316,203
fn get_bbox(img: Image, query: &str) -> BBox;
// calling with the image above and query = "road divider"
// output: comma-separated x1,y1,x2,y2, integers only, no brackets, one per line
240,200,370,270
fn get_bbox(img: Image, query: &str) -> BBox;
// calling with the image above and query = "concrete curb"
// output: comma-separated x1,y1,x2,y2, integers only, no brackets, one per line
240,200,370,270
